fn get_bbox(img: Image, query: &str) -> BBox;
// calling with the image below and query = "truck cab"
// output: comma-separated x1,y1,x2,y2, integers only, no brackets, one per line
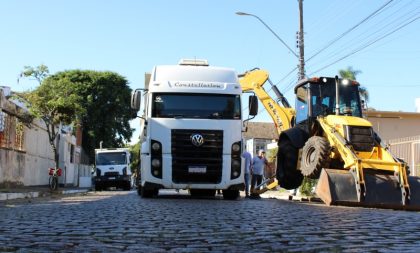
131,59,246,199
94,148,132,191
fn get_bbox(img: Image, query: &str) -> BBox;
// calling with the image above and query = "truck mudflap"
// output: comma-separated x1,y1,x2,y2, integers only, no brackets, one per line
316,168,420,211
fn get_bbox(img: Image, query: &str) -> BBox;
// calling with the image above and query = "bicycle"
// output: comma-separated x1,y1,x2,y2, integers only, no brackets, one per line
48,167,62,190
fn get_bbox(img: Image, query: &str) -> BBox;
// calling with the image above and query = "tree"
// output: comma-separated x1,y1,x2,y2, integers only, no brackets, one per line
129,141,140,174
338,66,369,105
21,65,84,170
50,70,134,163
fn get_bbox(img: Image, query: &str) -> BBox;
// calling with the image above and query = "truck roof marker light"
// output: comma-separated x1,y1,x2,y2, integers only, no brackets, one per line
178,59,209,66
310,77,320,82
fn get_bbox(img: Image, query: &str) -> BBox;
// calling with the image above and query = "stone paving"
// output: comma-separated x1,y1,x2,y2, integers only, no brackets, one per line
0,190,419,252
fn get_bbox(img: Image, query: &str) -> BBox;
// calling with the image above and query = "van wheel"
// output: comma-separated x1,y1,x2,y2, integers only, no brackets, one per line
276,137,304,190
300,136,331,179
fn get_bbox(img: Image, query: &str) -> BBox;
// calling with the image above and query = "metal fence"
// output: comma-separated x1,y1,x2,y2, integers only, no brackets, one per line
388,135,420,177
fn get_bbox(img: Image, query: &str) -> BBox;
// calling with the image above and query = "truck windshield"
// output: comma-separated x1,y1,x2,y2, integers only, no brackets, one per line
96,152,127,165
151,93,241,119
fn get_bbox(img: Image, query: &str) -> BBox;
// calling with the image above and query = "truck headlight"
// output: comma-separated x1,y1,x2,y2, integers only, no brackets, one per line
232,143,240,152
152,142,161,151
232,159,240,169
152,159,161,168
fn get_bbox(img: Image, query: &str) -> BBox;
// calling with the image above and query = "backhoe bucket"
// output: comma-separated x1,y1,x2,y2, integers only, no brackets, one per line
315,168,420,211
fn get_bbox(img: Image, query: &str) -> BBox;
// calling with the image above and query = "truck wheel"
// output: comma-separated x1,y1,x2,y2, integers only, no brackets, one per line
222,190,239,200
300,136,330,179
276,137,304,190
140,187,154,198
95,183,102,191
124,182,131,191
137,185,142,196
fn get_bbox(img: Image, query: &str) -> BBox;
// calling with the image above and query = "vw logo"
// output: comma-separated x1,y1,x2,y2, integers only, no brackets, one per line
191,134,204,147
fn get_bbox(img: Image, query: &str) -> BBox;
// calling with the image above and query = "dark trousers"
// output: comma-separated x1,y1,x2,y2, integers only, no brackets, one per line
250,174,263,195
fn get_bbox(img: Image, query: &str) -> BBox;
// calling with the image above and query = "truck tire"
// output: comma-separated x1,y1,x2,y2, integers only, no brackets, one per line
141,187,155,198
222,189,239,200
95,183,102,191
300,136,331,179
276,137,304,190
137,185,142,196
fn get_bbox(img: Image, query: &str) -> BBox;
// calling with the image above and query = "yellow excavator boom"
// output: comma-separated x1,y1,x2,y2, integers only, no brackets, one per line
239,69,295,134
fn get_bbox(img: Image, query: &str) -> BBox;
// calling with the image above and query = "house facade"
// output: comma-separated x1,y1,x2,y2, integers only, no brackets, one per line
365,110,420,176
0,87,89,188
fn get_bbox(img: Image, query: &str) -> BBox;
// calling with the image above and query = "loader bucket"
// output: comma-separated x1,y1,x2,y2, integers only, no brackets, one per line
315,168,420,211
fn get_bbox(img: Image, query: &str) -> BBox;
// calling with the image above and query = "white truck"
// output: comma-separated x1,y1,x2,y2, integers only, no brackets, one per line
131,59,256,199
93,148,132,191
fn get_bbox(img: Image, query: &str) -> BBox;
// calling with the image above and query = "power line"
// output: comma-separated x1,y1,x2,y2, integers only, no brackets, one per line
308,15,420,76
306,0,395,63
306,1,419,73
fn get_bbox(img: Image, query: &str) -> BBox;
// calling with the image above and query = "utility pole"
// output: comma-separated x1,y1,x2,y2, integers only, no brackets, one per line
298,0,305,80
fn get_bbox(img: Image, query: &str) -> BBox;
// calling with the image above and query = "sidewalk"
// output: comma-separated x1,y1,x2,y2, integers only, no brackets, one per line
0,186,91,201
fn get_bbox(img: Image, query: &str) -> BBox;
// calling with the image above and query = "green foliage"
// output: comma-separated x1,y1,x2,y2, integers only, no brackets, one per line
49,70,134,163
21,65,84,169
300,177,317,196
129,141,140,173
338,66,369,103
21,64,49,85
266,147,277,163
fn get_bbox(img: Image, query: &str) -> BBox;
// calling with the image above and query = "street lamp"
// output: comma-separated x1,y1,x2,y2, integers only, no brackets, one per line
235,12,298,58
236,11,305,80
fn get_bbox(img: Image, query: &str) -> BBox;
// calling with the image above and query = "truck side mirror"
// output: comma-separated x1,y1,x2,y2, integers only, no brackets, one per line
249,95,258,116
131,90,142,110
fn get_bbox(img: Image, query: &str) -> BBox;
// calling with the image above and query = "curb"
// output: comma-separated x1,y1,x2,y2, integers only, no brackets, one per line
0,188,90,201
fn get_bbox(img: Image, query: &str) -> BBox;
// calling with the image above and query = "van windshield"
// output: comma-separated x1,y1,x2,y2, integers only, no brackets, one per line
151,93,241,119
96,152,127,165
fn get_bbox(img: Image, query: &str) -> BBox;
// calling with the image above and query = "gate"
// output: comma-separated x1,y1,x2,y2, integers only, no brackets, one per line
388,135,420,177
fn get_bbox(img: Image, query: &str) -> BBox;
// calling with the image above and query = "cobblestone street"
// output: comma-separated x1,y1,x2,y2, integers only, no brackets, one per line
0,190,419,252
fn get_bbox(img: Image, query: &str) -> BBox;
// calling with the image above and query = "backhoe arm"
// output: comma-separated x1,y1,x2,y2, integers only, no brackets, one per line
239,69,295,134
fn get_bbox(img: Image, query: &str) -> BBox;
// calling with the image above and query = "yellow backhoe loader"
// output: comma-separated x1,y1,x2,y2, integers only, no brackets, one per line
240,68,420,210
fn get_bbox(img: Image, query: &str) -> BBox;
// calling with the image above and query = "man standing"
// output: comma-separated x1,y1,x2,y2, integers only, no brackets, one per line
251,149,270,199
242,149,252,198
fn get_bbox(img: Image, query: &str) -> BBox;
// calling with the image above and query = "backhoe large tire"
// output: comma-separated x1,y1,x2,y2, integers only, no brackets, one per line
276,137,304,190
300,136,331,179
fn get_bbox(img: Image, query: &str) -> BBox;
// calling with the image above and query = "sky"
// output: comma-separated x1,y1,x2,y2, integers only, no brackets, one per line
1,0,419,144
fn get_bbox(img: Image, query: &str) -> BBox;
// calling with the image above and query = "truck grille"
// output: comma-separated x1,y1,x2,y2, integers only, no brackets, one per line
171,129,223,184
104,172,119,177
345,126,375,152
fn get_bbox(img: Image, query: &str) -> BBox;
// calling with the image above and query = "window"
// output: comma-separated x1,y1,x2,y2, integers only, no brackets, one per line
152,93,241,120
96,152,127,165
70,144,74,163
295,86,308,124
15,121,24,151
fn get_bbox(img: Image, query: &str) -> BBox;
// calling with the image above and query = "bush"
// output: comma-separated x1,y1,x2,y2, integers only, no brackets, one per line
300,177,317,196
